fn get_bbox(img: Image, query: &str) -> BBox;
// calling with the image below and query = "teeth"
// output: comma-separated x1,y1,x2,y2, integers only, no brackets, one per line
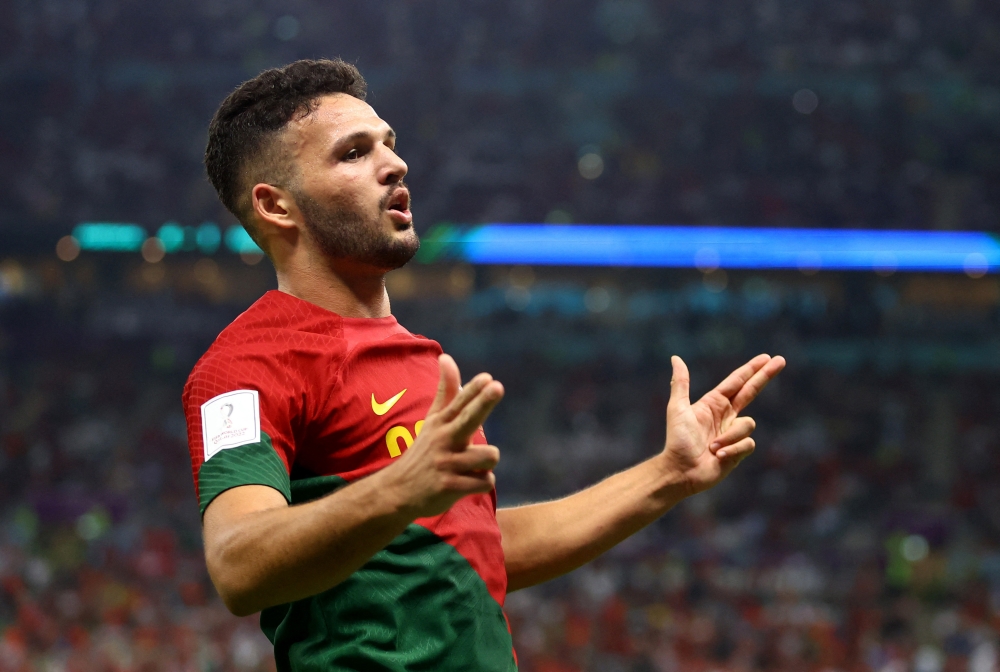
387,191,407,212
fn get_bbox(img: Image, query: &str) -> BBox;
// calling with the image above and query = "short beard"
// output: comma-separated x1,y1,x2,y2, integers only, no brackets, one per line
295,187,419,271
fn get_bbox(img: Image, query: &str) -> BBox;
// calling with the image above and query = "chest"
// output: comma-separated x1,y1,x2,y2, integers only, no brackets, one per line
297,337,446,480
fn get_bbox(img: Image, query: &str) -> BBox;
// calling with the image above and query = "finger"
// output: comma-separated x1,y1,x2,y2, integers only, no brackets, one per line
448,445,500,472
730,355,786,413
446,381,505,445
711,354,772,400
667,356,691,412
438,372,494,423
710,417,755,452
716,437,755,461
445,471,496,495
428,354,462,415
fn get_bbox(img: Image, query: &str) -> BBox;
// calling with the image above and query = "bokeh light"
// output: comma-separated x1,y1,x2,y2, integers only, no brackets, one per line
55,235,80,262
793,88,820,114
578,153,604,180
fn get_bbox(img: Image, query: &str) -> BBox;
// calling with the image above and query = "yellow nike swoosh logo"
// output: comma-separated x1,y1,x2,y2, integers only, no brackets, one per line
372,389,407,416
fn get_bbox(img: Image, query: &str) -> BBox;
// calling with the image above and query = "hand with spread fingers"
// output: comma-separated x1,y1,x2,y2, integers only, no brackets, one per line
384,354,505,518
662,354,786,495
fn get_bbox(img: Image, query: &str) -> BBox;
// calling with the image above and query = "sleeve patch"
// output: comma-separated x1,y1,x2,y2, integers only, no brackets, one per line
198,433,291,515
200,390,261,462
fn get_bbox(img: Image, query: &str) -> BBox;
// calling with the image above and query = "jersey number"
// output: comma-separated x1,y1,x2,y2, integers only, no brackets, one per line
385,421,425,458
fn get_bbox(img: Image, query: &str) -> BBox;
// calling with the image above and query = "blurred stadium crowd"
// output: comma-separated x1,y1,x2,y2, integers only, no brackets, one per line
2,260,1000,671
3,0,1000,671
3,0,1000,252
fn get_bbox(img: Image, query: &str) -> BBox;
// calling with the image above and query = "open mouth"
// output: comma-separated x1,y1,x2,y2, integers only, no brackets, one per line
385,188,413,227
386,188,410,214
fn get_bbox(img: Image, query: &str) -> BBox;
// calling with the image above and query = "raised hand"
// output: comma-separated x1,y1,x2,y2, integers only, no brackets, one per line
662,354,785,495
384,354,505,518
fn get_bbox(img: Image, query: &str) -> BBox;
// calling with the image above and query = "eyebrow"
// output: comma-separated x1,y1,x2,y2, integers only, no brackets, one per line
333,128,396,148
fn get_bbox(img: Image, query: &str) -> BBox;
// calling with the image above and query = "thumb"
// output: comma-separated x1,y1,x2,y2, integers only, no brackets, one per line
429,354,461,415
668,356,691,413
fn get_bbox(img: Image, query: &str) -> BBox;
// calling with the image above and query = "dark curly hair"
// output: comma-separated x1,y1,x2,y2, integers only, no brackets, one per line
205,59,367,244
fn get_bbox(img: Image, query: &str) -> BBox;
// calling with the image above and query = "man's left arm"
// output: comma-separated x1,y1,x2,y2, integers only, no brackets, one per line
498,353,785,592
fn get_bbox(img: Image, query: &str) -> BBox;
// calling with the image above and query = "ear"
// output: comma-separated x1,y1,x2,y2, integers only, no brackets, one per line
250,183,300,233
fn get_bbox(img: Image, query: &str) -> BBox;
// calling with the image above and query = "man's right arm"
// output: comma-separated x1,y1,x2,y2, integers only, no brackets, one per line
201,354,504,616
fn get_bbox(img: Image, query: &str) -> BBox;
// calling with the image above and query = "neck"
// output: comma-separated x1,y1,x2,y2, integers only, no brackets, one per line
275,248,392,319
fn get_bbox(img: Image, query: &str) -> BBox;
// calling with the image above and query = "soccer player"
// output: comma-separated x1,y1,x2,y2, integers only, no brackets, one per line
183,59,785,671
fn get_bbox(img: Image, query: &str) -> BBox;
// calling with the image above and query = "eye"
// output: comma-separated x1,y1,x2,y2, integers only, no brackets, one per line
344,148,360,161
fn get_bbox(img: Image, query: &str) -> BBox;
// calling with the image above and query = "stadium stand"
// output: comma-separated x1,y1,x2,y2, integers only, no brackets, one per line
1,0,999,670
1,262,999,670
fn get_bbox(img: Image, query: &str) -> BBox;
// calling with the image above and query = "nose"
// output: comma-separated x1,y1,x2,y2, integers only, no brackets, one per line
378,144,408,185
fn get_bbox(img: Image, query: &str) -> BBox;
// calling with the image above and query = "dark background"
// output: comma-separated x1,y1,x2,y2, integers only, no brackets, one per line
5,0,1000,250
1,2,999,671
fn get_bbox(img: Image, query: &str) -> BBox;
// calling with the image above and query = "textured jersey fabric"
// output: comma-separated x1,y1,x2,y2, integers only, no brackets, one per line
182,290,516,672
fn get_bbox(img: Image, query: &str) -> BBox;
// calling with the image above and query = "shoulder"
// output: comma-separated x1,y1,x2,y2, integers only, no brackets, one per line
339,314,441,352
183,291,349,405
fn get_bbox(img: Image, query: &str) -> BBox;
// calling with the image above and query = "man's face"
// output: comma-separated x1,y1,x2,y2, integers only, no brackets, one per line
284,93,418,270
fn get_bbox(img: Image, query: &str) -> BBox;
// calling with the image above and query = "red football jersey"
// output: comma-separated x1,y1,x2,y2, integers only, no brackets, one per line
183,290,516,671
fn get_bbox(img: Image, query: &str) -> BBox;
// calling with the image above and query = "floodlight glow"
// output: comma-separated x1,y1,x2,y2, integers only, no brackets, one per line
65,221,1000,274
157,223,185,253
225,225,263,254
420,224,1000,273
196,223,221,254
73,223,147,252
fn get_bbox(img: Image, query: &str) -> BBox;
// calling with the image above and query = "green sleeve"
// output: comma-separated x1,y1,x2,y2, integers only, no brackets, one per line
198,431,291,515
